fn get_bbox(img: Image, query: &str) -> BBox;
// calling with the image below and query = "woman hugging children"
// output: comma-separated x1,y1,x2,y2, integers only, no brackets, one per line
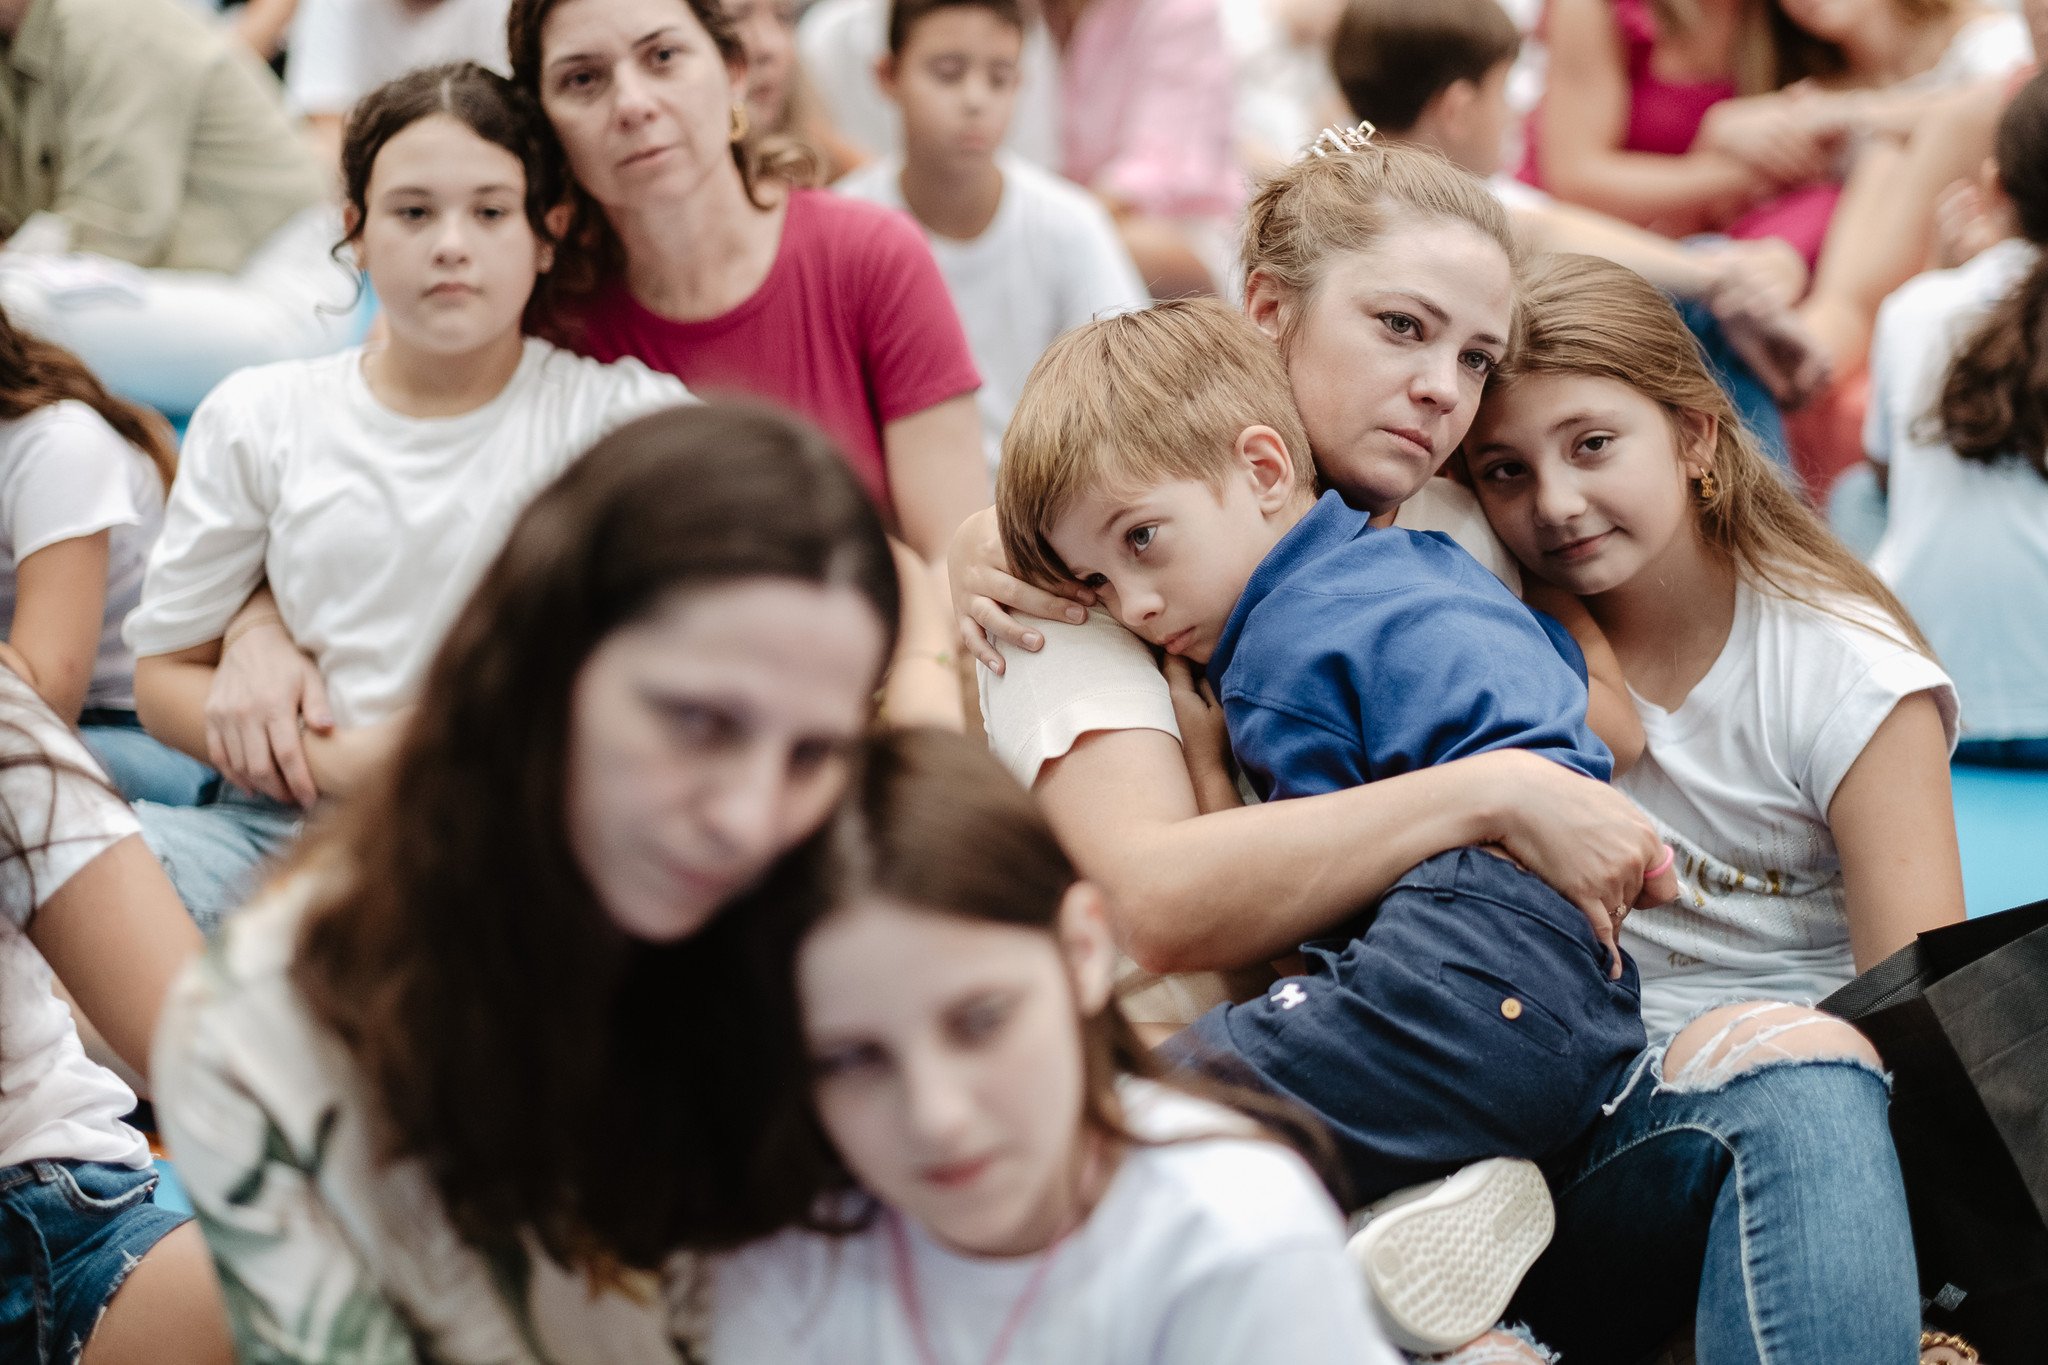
0,1,2018,1360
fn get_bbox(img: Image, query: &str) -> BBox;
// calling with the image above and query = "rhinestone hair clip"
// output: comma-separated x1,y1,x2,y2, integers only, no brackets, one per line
1307,120,1379,159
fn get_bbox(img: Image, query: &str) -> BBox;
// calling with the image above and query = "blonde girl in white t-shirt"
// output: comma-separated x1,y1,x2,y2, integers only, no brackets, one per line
123,63,692,929
712,726,1403,1365
1464,252,1966,1039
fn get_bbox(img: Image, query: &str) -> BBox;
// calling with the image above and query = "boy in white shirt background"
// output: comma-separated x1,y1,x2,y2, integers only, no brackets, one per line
836,0,1149,478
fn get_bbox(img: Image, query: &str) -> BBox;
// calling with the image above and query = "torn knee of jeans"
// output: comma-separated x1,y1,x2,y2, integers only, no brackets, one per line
1660,1004,1883,1093
1416,1323,1559,1364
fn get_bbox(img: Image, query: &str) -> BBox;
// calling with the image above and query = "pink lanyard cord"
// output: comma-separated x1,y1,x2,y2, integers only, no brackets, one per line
886,1212,1066,1365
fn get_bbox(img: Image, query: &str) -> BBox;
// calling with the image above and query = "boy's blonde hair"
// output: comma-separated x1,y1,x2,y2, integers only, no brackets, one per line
1498,254,1933,656
1240,139,1522,352
998,299,1315,589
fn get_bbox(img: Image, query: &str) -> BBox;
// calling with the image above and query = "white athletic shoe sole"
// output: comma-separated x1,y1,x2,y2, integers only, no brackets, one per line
1345,1157,1555,1355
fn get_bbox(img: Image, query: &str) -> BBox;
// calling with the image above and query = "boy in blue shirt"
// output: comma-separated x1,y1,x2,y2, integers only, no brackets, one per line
997,298,1649,1235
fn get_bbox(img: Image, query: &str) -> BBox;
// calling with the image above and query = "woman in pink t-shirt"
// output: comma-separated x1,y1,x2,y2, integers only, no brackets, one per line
507,0,988,565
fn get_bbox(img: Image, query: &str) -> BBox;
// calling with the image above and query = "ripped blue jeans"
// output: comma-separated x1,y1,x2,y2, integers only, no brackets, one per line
1508,1016,1920,1365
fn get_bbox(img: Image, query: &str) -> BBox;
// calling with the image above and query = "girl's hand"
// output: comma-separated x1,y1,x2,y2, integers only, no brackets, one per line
1479,750,1678,978
946,506,1096,673
1164,656,1242,815
204,620,333,808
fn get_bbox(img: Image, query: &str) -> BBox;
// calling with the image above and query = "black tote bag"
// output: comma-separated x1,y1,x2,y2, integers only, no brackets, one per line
1819,898,2048,1360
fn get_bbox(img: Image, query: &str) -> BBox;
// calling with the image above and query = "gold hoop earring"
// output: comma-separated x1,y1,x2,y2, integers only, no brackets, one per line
729,101,749,144
1696,471,1719,505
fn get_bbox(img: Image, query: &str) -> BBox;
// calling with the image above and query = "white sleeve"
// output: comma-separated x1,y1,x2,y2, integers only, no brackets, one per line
122,377,279,658
1,405,144,562
975,609,1179,788
1863,297,1905,467
285,0,372,115
1057,196,1151,333
0,669,138,928
1152,1246,1403,1365
1783,601,1960,812
1804,646,1959,811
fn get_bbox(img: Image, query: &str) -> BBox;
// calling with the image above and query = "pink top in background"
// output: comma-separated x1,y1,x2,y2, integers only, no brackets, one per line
1060,0,1241,220
1522,0,1732,187
566,189,981,515
1521,0,1837,263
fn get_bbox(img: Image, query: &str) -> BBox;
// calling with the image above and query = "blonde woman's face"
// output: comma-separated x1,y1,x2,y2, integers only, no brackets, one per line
1463,372,1711,598
1265,216,1513,517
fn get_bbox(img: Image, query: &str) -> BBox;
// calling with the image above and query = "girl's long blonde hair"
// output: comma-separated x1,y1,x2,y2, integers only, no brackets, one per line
1499,254,1933,656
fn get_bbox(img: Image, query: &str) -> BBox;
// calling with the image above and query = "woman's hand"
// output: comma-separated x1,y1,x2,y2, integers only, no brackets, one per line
1477,750,1678,977
1164,656,1242,815
1698,96,1835,188
205,617,333,808
946,506,1096,672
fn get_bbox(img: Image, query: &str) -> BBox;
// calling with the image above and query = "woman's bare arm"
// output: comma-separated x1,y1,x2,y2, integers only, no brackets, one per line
1038,727,1671,974
8,532,113,723
30,833,202,1078
1830,690,1966,969
1539,0,1769,230
883,393,992,567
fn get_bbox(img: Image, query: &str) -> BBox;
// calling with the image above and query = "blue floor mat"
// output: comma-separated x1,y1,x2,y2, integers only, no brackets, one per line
152,1157,193,1216
1953,763,2048,917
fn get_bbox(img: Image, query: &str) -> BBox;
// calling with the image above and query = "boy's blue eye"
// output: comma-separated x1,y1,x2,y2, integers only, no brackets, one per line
1128,525,1156,552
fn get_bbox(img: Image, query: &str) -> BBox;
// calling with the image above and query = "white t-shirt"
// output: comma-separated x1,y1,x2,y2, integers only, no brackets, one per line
0,401,164,712
1618,581,1957,1037
1866,237,2048,740
125,339,691,729
285,0,513,116
0,667,151,1172
799,0,1060,170
835,154,1149,476
710,1080,1400,1365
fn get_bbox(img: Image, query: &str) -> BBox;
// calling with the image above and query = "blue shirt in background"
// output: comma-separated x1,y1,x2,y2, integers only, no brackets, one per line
1210,490,1612,801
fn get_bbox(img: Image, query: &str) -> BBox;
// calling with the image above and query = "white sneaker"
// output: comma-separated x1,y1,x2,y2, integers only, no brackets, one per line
1345,1157,1555,1355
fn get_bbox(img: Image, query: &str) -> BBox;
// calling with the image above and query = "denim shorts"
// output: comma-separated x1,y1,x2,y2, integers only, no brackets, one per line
1177,845,1647,1206
0,1160,189,1365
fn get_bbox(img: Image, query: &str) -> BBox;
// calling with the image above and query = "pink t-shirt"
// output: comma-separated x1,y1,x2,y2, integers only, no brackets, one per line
565,189,981,514
1060,0,1240,220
